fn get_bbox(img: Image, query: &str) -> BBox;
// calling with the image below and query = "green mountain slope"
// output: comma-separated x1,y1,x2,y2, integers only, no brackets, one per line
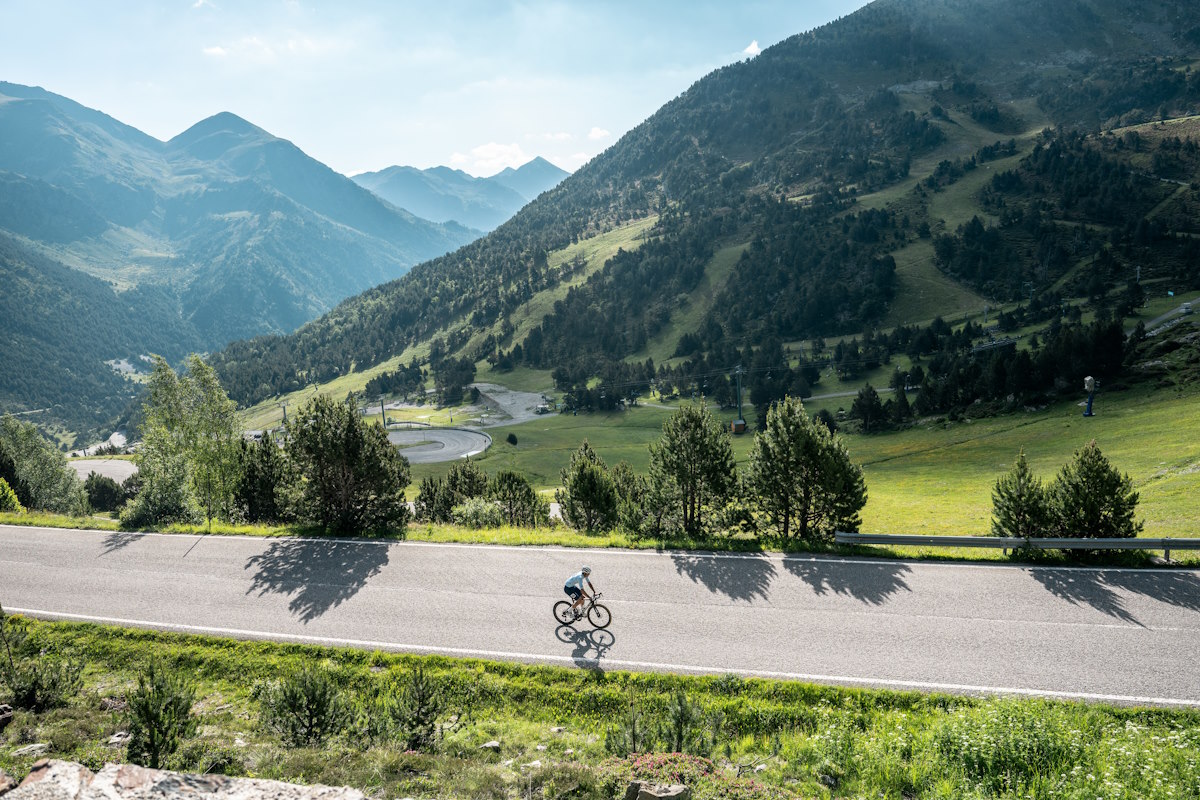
211,0,1200,412
0,83,481,437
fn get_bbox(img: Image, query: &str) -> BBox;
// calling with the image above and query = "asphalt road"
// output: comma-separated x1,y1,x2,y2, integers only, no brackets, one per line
67,459,137,483
3,525,1199,706
386,428,491,463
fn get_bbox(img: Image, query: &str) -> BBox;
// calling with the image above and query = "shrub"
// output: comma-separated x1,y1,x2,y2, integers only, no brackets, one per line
84,472,125,513
394,665,444,752
0,477,24,513
414,476,455,523
168,740,245,775
0,603,81,711
450,497,505,529
657,690,716,756
255,666,350,747
605,696,654,757
488,470,549,527
446,460,488,501
557,440,617,533
353,665,445,751
126,661,198,768
991,450,1050,538
1047,440,1142,539
505,432,518,445
933,700,1084,795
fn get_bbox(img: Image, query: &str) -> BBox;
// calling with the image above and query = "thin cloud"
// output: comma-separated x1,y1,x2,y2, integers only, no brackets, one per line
450,142,532,175
743,40,762,56
587,127,611,140
200,34,345,64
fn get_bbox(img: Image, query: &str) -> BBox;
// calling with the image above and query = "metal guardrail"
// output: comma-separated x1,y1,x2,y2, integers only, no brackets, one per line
834,532,1200,562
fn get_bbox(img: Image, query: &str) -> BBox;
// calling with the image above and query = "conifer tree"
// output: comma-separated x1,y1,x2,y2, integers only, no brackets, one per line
1048,440,1142,539
745,396,866,541
991,450,1049,538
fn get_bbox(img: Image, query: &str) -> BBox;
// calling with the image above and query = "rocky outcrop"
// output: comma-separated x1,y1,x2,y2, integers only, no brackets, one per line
1,760,364,800
623,781,691,800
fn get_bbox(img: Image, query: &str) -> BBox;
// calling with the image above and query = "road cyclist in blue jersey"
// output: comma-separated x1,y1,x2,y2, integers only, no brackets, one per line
563,565,596,619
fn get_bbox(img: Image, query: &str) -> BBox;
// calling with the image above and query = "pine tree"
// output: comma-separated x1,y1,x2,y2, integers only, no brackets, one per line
557,440,618,532
1048,440,1142,539
745,396,866,542
648,404,736,537
991,450,1049,538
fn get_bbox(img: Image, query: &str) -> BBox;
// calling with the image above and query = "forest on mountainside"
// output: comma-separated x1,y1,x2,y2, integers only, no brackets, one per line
199,1,1200,412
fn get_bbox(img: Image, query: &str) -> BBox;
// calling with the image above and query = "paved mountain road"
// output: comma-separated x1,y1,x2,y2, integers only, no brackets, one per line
3,525,1199,706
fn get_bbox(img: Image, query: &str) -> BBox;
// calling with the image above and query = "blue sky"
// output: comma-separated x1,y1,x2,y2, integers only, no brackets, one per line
0,1,869,176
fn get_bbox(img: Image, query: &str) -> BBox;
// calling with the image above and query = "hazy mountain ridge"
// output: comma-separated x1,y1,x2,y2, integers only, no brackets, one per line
352,157,568,232
0,82,479,437
210,0,1200,409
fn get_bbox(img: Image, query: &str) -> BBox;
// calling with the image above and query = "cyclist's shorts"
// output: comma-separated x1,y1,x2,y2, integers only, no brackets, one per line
564,585,582,601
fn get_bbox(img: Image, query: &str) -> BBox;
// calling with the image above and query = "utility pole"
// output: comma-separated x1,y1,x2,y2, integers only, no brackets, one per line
380,396,387,428
732,365,747,434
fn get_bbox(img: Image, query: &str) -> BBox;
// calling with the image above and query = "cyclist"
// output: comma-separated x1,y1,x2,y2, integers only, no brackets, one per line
563,566,596,617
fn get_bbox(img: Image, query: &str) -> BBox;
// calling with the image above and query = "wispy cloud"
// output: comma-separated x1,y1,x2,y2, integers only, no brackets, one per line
743,40,762,56
587,127,610,140
450,142,532,175
201,33,345,63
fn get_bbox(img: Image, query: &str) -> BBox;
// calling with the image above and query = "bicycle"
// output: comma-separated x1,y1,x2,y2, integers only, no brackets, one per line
553,591,611,629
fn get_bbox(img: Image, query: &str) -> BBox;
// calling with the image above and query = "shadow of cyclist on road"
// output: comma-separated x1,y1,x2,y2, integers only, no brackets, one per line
555,624,616,672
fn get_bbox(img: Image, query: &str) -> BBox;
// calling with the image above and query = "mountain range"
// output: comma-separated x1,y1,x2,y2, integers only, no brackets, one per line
0,83,482,436
210,0,1200,413
353,157,568,232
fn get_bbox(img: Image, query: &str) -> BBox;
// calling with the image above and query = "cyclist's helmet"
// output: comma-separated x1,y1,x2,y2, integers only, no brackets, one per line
581,565,592,575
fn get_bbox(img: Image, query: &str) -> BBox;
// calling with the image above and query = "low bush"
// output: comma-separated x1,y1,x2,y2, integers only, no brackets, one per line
126,660,198,769
450,497,505,529
84,472,124,513
0,603,81,711
255,666,350,747
0,478,23,513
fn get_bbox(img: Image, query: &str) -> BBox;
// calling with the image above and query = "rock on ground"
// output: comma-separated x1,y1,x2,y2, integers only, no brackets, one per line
2,760,365,800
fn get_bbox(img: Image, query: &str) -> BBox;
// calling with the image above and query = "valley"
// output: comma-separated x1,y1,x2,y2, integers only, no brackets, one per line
5,2,1200,798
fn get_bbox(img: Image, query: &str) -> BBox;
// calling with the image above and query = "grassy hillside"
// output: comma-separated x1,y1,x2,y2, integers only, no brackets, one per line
403,351,1200,543
212,0,1200,412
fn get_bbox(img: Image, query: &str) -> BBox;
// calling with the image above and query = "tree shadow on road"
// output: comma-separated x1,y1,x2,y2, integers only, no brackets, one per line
671,552,776,603
1028,567,1200,625
555,625,616,672
244,538,390,624
783,557,912,605
100,532,144,556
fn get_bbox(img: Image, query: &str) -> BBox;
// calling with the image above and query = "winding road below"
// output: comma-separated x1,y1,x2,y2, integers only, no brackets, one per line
3,525,1199,707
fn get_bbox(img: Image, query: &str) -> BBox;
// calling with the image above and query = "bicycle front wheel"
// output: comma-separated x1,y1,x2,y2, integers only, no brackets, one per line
587,602,612,629
553,601,576,625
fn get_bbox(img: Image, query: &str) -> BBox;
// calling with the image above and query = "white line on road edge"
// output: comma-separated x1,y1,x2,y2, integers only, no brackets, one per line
6,525,1195,576
11,606,1198,708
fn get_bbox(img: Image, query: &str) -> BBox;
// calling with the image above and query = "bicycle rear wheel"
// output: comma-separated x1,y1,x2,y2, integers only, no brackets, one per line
587,602,612,629
553,601,576,625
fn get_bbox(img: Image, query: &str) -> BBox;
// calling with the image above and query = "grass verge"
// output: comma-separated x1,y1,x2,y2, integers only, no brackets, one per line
2,617,1197,799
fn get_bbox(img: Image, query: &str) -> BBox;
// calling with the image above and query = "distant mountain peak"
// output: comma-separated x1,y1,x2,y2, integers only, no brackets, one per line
488,157,569,202
167,111,270,153
352,158,567,231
